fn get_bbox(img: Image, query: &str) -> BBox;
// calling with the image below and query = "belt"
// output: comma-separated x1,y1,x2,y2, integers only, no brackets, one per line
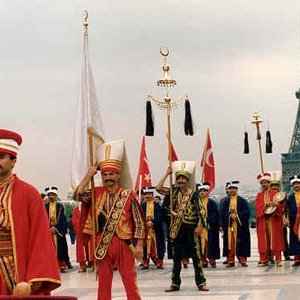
0,228,13,256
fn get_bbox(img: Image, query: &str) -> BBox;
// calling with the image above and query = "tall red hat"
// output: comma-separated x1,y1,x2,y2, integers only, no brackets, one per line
0,129,22,157
257,172,271,183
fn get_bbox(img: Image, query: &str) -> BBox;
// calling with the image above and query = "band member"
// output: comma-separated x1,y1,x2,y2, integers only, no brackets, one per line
197,182,220,268
156,161,209,292
45,186,71,273
255,172,285,267
270,179,290,261
71,202,94,272
161,190,190,268
0,129,60,295
221,181,250,267
219,182,231,264
141,186,165,269
74,139,145,300
287,175,300,266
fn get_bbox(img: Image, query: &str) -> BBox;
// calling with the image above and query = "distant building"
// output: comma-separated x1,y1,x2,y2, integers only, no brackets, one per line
281,88,300,193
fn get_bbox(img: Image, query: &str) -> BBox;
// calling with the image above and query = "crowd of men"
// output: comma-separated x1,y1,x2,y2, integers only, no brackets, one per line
1,128,300,299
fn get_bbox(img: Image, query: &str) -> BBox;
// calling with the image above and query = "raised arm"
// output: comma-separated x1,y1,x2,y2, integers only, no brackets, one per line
75,167,98,195
155,166,172,193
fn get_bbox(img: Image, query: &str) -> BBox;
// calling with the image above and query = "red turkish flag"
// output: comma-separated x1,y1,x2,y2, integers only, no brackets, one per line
200,129,215,193
135,135,152,191
170,140,178,162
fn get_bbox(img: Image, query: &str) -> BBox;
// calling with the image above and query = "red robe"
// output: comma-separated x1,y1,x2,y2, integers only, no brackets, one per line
255,189,285,254
0,175,61,294
71,206,93,264
77,186,145,300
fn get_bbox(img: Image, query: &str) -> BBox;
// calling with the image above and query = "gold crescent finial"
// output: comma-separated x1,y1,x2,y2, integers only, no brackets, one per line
160,46,169,57
84,10,88,23
83,10,88,35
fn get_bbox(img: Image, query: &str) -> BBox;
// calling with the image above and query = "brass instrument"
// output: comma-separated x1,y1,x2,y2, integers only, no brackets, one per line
229,208,236,232
265,192,286,215
146,217,155,240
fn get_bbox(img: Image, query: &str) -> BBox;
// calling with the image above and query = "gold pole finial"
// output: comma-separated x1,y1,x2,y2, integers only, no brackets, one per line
83,10,89,36
157,46,177,87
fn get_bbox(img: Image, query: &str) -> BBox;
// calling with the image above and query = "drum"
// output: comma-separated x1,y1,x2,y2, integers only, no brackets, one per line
273,191,286,203
265,204,277,215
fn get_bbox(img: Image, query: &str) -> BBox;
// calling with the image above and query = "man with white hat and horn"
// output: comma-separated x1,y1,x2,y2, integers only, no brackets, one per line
286,175,300,266
0,129,60,295
75,139,145,300
196,182,220,268
44,186,71,273
220,181,250,267
140,186,165,269
255,172,285,267
156,161,209,292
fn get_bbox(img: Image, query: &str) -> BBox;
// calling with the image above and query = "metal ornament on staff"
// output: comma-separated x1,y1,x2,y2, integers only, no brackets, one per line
145,47,194,225
245,112,273,173
252,112,265,173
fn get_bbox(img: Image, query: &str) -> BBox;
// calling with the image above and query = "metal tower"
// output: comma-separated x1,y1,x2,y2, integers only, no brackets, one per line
281,88,300,192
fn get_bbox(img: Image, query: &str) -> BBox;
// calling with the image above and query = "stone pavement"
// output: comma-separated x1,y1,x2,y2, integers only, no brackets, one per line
53,229,300,299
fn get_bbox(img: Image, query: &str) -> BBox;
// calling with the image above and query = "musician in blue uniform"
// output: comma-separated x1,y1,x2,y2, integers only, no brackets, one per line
197,182,220,268
141,186,165,269
286,175,300,266
221,181,250,267
45,186,70,272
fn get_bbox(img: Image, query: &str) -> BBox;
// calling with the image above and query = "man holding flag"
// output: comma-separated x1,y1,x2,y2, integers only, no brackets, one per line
74,139,145,300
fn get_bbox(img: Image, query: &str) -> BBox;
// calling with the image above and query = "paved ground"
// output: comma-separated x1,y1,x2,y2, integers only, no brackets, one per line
53,229,300,299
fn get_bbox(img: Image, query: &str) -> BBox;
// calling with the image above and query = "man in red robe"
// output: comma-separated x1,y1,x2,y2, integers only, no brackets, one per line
75,139,145,300
255,172,285,267
71,203,94,272
0,129,61,295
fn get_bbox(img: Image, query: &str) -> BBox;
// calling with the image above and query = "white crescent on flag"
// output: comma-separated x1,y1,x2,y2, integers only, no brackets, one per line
205,148,214,168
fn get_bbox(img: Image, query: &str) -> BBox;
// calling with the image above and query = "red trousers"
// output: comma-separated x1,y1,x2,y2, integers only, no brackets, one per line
259,219,281,262
227,232,246,264
295,255,300,263
97,236,141,300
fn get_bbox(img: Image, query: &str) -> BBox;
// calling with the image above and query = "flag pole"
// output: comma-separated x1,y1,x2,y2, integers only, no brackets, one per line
88,128,97,275
166,96,173,226
138,174,142,201
84,12,97,276
201,129,209,182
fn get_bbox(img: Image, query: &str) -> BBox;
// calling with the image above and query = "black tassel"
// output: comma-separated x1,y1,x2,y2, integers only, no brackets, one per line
266,130,273,153
243,132,249,154
184,99,194,136
145,100,154,136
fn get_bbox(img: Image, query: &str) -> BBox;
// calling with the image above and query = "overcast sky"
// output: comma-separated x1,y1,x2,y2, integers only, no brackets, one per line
1,0,299,197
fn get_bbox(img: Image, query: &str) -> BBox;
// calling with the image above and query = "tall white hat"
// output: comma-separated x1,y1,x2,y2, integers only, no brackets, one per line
172,160,196,189
98,139,132,188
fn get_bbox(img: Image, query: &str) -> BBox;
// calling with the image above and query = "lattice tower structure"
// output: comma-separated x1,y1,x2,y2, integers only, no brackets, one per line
281,88,300,192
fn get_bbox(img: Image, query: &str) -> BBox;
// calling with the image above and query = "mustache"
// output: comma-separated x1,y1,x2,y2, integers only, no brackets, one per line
105,179,115,183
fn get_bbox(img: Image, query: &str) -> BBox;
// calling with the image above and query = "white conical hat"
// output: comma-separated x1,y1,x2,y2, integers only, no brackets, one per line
172,160,196,189
98,139,132,189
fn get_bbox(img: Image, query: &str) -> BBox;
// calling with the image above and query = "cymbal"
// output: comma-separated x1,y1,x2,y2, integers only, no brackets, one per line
273,191,286,203
265,205,277,215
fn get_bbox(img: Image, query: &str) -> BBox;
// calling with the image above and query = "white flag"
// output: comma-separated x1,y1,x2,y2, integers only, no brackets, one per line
71,27,105,189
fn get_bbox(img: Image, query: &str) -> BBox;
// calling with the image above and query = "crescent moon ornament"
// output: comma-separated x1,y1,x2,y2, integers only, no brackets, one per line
160,47,169,57
205,149,214,168
84,10,88,22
